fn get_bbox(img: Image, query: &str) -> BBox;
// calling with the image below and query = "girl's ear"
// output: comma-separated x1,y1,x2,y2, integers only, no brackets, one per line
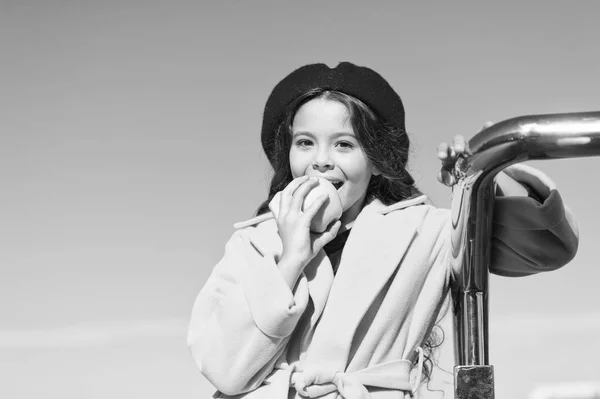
372,166,381,176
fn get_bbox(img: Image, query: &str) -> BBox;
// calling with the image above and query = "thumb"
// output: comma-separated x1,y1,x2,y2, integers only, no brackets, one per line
313,220,342,250
268,192,282,219
438,169,455,187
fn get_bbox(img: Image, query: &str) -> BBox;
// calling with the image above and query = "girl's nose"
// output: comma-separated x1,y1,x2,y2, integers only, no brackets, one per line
312,148,334,172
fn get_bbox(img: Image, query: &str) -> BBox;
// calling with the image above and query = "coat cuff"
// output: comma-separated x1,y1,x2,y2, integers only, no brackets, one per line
493,164,565,229
494,189,565,230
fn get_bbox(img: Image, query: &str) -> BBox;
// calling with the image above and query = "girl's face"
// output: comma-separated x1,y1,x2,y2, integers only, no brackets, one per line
289,98,379,225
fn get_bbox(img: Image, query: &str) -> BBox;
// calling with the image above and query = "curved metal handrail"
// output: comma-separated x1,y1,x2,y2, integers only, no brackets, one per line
450,110,600,398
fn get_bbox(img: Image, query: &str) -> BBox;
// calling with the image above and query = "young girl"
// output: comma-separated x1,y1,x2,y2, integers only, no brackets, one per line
188,62,579,399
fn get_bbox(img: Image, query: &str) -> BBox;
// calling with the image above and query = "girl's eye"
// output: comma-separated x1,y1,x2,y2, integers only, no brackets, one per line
336,141,354,149
295,139,313,147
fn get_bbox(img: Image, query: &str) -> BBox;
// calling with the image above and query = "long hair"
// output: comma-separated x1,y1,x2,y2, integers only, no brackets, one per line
256,88,422,215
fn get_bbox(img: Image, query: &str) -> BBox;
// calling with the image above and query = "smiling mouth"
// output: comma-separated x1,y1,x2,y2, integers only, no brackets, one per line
331,181,344,190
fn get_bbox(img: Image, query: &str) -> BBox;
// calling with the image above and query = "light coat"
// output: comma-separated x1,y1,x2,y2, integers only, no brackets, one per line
188,165,579,399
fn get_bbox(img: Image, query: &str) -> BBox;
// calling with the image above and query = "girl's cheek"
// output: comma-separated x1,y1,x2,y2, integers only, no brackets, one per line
290,156,311,176
289,164,304,179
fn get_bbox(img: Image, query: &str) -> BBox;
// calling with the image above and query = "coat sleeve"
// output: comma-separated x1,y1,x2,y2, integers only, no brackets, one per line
187,228,309,395
489,163,579,277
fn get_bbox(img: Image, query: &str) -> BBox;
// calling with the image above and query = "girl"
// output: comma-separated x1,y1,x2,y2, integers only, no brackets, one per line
188,62,579,399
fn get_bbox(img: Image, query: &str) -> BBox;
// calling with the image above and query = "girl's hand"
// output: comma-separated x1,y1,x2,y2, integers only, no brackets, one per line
437,122,493,186
271,176,341,287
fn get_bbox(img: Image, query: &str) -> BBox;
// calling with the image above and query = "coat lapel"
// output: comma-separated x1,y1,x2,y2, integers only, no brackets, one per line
302,251,335,327
303,202,422,370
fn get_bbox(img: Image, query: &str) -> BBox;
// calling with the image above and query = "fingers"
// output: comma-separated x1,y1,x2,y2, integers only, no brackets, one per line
438,135,472,163
452,135,465,154
439,122,493,160
437,142,456,166
438,123,492,188
302,193,329,222
289,177,319,213
279,175,309,216
437,142,448,160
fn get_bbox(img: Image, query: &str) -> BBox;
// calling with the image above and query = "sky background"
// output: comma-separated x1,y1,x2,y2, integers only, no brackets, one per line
1,1,599,398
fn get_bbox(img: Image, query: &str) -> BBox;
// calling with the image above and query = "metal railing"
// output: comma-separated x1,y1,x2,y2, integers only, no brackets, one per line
450,111,600,399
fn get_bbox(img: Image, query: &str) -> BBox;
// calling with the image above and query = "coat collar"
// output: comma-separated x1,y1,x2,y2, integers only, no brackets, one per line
232,194,428,272
233,195,428,231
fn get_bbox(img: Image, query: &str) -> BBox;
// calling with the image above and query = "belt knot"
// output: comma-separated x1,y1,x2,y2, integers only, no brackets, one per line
285,348,424,399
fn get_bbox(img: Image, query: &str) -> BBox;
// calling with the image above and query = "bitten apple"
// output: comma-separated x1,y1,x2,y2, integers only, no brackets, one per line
270,177,343,233
303,178,343,233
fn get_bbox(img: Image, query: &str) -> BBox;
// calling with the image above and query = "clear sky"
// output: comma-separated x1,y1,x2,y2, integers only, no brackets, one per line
1,1,599,398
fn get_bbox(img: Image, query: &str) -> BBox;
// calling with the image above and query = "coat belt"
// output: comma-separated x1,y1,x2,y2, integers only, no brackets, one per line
269,349,424,399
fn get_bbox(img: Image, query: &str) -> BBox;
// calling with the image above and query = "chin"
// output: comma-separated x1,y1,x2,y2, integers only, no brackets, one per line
343,196,363,212
339,196,354,213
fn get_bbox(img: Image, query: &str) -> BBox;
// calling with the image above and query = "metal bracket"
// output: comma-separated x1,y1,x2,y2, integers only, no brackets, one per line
454,365,495,399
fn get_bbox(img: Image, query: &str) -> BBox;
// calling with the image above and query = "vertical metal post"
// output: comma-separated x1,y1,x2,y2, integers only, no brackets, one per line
449,111,600,399
451,175,496,399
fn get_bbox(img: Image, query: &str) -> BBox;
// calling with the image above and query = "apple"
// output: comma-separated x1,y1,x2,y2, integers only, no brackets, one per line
303,178,343,233
270,177,343,233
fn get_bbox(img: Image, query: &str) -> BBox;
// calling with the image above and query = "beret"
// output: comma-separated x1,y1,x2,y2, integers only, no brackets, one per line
261,62,407,167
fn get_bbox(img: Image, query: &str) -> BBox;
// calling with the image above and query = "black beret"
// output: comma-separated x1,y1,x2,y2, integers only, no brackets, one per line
261,61,407,167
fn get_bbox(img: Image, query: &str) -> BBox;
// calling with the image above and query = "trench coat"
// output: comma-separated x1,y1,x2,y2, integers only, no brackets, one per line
188,164,579,399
